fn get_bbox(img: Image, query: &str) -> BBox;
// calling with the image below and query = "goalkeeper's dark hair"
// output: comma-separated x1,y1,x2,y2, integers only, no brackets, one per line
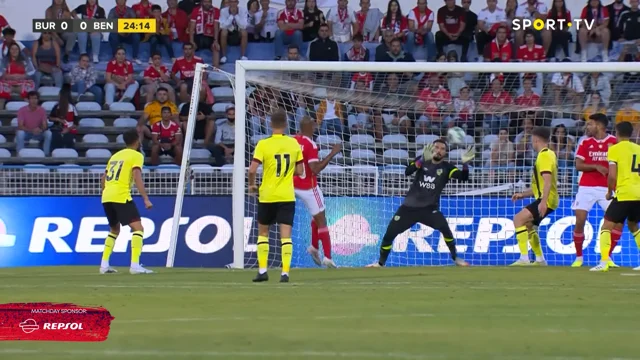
615,121,634,138
123,129,139,146
588,112,609,128
270,109,288,129
433,138,448,151
531,127,551,143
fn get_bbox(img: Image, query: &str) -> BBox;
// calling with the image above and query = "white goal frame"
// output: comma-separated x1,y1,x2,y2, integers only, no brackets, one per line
167,61,635,269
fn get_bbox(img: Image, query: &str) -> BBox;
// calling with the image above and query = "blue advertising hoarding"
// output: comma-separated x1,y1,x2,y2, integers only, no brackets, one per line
0,196,638,268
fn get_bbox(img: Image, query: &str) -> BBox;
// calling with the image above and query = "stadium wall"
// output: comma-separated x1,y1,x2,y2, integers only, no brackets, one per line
0,196,637,268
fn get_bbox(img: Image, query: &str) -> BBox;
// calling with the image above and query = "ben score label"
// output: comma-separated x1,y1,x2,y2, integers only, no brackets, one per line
32,19,117,33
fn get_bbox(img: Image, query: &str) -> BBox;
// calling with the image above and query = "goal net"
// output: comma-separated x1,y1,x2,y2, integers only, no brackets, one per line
169,61,640,269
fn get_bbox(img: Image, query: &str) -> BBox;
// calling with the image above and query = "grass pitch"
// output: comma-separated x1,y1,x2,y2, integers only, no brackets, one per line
1,266,639,360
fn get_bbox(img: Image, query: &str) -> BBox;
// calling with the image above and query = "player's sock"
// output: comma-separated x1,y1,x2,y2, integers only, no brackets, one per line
600,230,612,263
378,234,394,266
257,236,269,274
311,219,319,250
101,232,117,268
610,229,622,256
444,237,457,260
281,238,292,275
515,226,529,260
633,230,640,249
573,232,585,257
528,230,545,261
130,230,144,267
318,226,332,259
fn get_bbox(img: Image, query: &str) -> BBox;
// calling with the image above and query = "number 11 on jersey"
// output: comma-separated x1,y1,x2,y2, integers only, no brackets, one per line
274,154,291,177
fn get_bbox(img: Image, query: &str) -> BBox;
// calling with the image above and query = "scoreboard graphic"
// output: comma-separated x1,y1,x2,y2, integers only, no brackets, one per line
32,19,156,34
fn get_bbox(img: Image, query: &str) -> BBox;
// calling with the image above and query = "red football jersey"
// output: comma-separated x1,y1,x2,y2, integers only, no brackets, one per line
485,39,512,62
171,56,203,79
547,9,571,23
277,8,304,36
575,135,617,187
151,121,182,143
517,44,546,61
418,87,452,117
132,1,153,18
351,72,373,88
479,90,513,106
580,6,609,25
515,92,541,107
293,135,319,190
143,65,169,80
106,60,134,78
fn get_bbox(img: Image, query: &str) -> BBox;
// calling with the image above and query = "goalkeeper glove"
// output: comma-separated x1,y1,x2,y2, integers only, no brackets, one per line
421,144,434,163
461,146,476,164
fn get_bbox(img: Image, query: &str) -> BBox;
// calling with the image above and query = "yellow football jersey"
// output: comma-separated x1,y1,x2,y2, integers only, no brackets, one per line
608,140,640,201
532,148,559,209
101,148,144,203
252,134,303,203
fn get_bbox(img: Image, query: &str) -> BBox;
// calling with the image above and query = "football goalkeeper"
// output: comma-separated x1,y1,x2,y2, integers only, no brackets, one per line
367,140,474,267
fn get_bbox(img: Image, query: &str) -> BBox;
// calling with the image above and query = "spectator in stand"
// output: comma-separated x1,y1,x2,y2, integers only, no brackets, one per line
416,73,454,134
618,0,640,44
578,0,611,62
45,0,76,63
514,0,548,51
275,0,304,59
515,76,541,107
476,0,507,60
0,28,28,62
69,53,103,103
436,0,469,61
165,0,191,44
49,85,77,151
302,0,325,42
142,51,175,103
283,44,306,60
254,0,278,43
551,61,585,112
209,105,236,165
172,43,204,103
484,25,511,61
517,30,545,94
378,37,416,62
104,47,140,108
445,50,466,97
108,0,142,65
308,24,340,61
132,0,154,18
550,124,575,168
151,106,183,165
189,0,221,67
144,5,176,62
453,86,476,130
505,0,518,23
16,91,52,156
461,0,477,56
219,0,249,63
179,0,202,15
0,14,9,41
344,33,369,61
616,96,640,136
372,73,408,138
138,87,179,145
350,71,373,90
407,0,435,58
375,29,394,60
32,32,63,89
488,128,515,181
479,74,513,133
381,0,409,44
354,0,383,42
515,117,534,165
179,83,215,144
348,93,375,134
583,72,611,106
546,0,571,58
0,42,35,105
316,93,345,136
608,0,629,43
247,0,260,41
72,0,106,64
583,91,608,121
616,43,640,94
327,0,356,43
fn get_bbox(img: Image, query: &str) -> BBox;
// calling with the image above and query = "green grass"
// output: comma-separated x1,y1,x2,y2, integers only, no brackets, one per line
1,266,640,360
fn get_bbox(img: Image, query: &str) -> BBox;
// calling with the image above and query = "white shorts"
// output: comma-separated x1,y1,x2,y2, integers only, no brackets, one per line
572,186,611,212
295,186,325,216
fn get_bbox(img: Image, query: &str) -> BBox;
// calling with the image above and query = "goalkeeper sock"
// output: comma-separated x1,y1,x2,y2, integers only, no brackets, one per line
281,238,292,275
610,229,622,257
600,230,612,263
515,226,529,260
101,232,117,268
573,232,584,257
130,231,144,267
378,234,394,266
310,220,319,250
257,236,269,274
318,226,332,259
633,230,640,249
444,238,457,260
528,230,544,261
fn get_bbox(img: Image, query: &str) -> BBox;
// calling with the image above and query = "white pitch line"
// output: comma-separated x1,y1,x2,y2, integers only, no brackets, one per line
118,313,435,324
620,273,640,276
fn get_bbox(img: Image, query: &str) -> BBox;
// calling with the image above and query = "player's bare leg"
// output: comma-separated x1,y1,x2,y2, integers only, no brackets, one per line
511,208,535,266
572,209,588,267
100,225,119,274
128,221,153,274
278,223,293,282
253,223,270,282
312,211,336,268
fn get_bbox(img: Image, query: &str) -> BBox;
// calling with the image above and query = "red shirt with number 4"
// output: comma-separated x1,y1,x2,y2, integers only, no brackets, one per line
293,134,319,190
575,135,617,187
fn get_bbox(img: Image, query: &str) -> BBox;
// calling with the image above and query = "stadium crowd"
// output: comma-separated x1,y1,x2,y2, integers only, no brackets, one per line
0,0,639,172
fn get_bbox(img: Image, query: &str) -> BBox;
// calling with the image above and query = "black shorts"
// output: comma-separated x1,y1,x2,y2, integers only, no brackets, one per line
385,205,454,239
159,146,176,156
103,201,141,227
194,119,207,140
227,30,241,46
525,199,555,226
604,198,640,224
257,201,295,226
194,34,216,51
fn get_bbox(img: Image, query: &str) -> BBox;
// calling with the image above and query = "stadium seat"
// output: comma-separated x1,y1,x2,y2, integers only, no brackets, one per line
463,135,475,146
482,149,491,161
191,164,215,174
350,165,378,176
88,165,107,173
18,148,45,158
38,86,61,97
56,164,84,173
382,134,408,147
51,148,79,158
550,118,577,129
382,165,407,175
85,149,112,158
41,101,58,112
220,164,234,174
577,135,587,145
349,134,375,148
155,164,180,173
415,134,440,146
482,135,498,148
319,149,343,160
10,117,17,126
208,71,229,83
212,86,234,102
212,102,233,113
113,117,138,127
115,134,124,144
76,102,102,112
316,135,342,147
322,165,345,175
383,149,409,164
6,101,27,111
83,134,109,144
109,103,136,112
0,134,5,144
251,134,268,145
0,148,11,158
78,118,105,127
190,149,210,160
23,164,50,174
350,149,376,161
449,149,464,161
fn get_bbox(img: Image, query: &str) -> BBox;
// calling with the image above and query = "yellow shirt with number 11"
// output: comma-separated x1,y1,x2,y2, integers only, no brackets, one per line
252,134,303,203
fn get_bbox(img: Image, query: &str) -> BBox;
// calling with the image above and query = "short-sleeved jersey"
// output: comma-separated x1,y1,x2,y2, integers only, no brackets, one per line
575,135,616,187
102,148,144,204
151,121,181,143
517,44,545,61
253,134,303,203
580,6,609,25
144,101,178,126
516,1,548,20
404,160,460,208
293,135,319,190
277,8,304,36
171,56,203,79
608,140,640,201
515,92,541,107
485,39,512,62
437,6,465,34
132,1,154,18
532,148,559,209
417,87,452,117
106,59,134,78
143,65,169,80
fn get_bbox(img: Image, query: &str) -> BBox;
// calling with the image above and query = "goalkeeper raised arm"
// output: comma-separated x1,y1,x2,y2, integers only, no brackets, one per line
367,139,475,268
